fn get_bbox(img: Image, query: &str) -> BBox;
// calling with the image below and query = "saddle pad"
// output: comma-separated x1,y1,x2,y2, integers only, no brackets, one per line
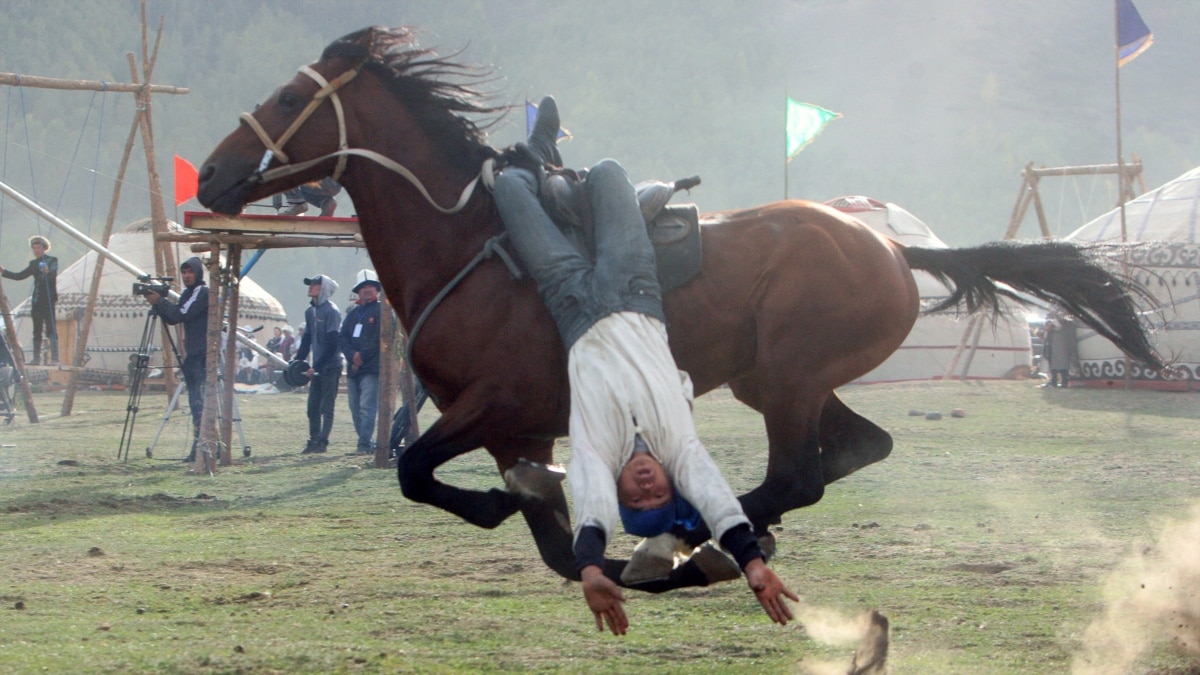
650,204,703,292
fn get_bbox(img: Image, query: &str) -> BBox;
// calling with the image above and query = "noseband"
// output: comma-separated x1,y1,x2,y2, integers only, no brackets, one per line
239,63,491,215
240,64,358,183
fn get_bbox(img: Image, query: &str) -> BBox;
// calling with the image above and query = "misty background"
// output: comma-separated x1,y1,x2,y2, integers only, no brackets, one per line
1,0,1197,322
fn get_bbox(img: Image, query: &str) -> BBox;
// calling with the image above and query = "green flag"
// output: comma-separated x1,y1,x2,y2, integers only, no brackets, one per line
786,98,841,160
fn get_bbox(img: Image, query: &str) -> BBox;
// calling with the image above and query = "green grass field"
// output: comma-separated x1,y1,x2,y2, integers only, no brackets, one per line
1,381,1198,673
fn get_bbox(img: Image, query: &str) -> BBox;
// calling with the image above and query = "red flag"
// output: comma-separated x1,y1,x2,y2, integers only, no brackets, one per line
174,154,199,206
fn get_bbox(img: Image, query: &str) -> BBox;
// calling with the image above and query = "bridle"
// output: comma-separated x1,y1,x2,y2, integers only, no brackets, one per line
238,62,493,215
238,59,520,386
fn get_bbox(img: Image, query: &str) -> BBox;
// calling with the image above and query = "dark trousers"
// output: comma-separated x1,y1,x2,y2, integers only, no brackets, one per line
182,353,207,436
31,301,57,361
307,367,341,443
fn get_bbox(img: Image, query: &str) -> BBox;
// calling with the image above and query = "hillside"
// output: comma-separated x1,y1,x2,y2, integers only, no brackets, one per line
1,0,1197,321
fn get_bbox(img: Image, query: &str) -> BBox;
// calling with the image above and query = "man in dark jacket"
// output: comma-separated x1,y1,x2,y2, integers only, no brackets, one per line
144,257,209,462
294,274,342,454
339,269,382,455
1,235,59,365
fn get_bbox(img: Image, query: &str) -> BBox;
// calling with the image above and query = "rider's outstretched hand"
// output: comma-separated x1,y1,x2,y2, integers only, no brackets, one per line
581,565,629,635
743,558,798,626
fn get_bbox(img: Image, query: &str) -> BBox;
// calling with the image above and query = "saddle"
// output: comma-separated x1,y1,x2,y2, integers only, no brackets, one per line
508,97,704,292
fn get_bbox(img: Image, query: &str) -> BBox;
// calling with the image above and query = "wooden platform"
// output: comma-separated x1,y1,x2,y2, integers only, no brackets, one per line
167,212,366,249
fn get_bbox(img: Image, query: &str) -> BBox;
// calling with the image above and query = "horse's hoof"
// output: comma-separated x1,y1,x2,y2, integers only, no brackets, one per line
757,532,777,562
690,543,741,584
503,458,565,500
620,533,680,585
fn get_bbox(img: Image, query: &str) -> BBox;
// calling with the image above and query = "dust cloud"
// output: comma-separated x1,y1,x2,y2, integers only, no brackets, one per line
797,604,889,675
1071,501,1200,674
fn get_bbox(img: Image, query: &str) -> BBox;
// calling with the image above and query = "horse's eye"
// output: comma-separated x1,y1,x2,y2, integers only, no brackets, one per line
278,90,301,109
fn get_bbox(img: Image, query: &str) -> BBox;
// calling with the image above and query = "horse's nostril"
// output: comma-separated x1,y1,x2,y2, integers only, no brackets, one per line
198,164,216,183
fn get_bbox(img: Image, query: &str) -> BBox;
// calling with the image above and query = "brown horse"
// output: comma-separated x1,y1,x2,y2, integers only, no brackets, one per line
197,27,1162,591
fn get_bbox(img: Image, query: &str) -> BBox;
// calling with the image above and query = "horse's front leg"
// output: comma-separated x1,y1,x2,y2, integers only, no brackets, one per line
396,415,523,529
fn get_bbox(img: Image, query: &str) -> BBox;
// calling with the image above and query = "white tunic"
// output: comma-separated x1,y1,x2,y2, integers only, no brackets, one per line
566,311,750,547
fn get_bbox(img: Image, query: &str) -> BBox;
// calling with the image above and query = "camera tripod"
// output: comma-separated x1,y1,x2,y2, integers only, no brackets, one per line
117,306,248,461
144,353,250,461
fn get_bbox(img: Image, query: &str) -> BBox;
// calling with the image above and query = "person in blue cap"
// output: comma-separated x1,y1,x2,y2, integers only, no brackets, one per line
497,97,796,636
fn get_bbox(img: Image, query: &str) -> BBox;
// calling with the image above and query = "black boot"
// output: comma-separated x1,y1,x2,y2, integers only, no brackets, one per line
316,414,335,452
183,438,198,463
527,96,563,167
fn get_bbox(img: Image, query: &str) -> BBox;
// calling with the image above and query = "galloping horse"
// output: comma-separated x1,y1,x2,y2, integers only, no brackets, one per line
197,27,1162,591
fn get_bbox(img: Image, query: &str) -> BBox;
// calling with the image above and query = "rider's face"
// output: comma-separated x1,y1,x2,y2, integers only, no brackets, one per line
616,453,673,511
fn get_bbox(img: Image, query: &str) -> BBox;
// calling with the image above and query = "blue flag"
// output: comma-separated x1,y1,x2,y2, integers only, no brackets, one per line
1117,0,1153,67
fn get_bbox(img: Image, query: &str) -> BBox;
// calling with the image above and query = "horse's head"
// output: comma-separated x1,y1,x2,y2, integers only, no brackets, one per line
198,26,505,217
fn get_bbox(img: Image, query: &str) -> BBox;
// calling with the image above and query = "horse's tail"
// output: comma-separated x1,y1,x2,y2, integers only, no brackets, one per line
902,240,1164,371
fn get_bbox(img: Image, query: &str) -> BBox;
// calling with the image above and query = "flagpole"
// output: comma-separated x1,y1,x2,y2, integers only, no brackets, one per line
1114,0,1132,388
1114,0,1127,243
783,91,790,200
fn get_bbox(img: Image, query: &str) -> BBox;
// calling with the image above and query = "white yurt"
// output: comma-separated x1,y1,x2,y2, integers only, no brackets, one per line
826,196,1033,384
1064,166,1200,390
9,219,288,383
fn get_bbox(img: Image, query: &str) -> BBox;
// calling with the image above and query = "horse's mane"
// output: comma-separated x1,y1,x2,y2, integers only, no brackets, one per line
322,26,505,170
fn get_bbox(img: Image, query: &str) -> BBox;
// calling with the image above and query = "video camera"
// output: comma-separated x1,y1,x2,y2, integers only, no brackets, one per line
132,275,173,297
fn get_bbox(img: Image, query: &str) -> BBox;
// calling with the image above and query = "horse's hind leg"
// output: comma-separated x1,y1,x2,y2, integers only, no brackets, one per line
396,416,523,530
819,392,893,484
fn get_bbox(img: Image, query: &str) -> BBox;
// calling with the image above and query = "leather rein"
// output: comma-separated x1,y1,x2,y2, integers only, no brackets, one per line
237,62,521,384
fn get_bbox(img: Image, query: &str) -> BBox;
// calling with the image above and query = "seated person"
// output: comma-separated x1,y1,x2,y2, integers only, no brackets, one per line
275,178,342,216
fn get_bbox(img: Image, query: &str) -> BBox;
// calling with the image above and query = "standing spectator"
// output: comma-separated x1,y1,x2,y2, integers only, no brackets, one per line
293,274,342,454
1043,307,1078,388
279,325,297,362
264,326,283,384
143,257,209,462
340,270,382,456
1,235,58,365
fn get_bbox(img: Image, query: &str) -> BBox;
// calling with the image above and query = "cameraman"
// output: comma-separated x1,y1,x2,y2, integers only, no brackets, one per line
0,235,58,365
143,257,209,462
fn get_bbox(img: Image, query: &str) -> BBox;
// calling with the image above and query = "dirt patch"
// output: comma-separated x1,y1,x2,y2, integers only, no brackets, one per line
6,492,224,515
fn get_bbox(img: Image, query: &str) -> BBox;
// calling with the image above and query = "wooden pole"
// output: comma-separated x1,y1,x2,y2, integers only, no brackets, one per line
957,318,987,382
374,298,399,468
397,333,420,447
1005,160,1142,240
0,73,188,95
130,10,180,396
61,86,145,416
220,246,243,467
195,251,222,475
0,278,39,423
